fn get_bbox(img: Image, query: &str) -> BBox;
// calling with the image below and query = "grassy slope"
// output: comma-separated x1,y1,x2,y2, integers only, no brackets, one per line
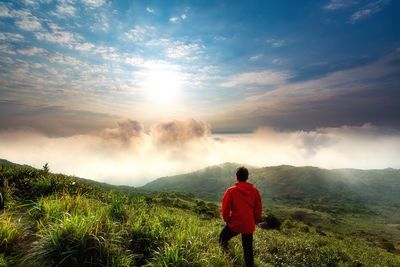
0,162,399,266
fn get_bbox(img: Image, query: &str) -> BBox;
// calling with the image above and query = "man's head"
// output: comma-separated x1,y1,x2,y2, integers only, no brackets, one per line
236,166,249,182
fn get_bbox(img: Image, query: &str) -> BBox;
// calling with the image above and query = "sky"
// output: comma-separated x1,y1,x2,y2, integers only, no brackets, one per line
1,0,400,185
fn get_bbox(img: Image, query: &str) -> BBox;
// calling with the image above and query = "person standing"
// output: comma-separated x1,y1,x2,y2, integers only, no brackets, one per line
219,166,262,267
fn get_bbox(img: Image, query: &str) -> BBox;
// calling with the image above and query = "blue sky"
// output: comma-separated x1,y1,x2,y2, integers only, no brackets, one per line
1,0,400,135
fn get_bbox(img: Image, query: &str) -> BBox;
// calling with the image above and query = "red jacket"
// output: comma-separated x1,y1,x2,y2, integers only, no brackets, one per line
221,181,262,234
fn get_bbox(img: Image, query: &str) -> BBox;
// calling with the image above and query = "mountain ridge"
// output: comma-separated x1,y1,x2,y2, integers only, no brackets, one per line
141,162,400,214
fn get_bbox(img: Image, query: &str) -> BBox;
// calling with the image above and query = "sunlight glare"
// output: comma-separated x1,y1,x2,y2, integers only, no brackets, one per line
143,70,183,105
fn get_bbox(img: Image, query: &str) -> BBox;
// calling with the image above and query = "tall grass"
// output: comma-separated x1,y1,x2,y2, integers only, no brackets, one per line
0,213,20,253
0,254,7,267
25,214,132,267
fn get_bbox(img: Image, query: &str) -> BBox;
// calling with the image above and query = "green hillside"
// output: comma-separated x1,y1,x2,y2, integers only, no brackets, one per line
141,163,249,200
1,161,399,266
141,164,400,212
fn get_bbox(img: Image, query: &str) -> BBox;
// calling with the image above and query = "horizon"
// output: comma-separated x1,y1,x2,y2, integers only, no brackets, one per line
1,157,399,188
1,0,400,185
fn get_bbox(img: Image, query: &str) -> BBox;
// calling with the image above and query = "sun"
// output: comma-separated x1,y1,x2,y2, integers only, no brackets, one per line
142,70,183,105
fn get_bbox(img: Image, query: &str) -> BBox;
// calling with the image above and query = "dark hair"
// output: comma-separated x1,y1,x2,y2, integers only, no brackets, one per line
236,166,249,182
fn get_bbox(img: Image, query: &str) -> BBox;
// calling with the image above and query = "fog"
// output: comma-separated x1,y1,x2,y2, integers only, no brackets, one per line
1,119,400,186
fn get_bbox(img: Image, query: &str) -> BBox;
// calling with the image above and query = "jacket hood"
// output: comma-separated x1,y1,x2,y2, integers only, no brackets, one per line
235,182,254,195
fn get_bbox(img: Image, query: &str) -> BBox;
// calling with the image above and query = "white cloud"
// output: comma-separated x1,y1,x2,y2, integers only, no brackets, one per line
146,7,154,13
147,38,204,60
214,36,227,41
0,44,16,55
266,38,285,48
35,27,81,48
0,5,13,17
0,32,24,42
124,56,145,66
81,0,105,8
349,0,391,23
48,54,87,67
272,58,285,64
123,26,155,42
166,42,203,59
13,10,43,31
1,8,43,31
54,1,77,17
249,54,263,61
90,12,109,32
169,13,187,23
221,70,291,88
324,0,358,10
75,42,95,51
23,0,37,6
169,16,179,23
146,38,171,47
17,47,47,56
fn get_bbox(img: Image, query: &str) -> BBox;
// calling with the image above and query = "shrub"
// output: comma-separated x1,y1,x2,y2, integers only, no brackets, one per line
281,219,295,230
258,213,281,230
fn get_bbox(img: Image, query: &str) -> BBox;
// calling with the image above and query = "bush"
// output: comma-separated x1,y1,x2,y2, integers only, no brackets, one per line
281,219,295,230
258,213,281,230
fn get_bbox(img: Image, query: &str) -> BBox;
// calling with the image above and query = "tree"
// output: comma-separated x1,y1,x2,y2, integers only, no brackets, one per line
43,163,50,173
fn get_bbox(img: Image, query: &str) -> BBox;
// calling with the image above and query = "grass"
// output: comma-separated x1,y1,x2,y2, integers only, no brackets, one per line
0,165,399,266
25,214,132,267
0,212,20,253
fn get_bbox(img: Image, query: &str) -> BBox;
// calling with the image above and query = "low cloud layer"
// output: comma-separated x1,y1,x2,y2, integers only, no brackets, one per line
151,119,209,146
101,119,144,145
1,119,400,186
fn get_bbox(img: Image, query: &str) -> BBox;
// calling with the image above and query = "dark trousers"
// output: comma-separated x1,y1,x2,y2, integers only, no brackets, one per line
219,225,254,267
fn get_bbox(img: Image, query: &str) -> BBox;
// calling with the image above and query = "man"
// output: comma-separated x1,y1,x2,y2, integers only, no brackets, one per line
219,166,262,267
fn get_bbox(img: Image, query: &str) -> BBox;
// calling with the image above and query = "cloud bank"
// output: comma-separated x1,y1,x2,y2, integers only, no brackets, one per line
1,119,400,186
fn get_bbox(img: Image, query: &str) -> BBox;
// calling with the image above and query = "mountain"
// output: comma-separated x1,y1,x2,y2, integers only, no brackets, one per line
141,163,400,213
141,162,247,200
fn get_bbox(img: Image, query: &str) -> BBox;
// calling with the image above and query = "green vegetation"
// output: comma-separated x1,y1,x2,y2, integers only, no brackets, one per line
0,160,399,266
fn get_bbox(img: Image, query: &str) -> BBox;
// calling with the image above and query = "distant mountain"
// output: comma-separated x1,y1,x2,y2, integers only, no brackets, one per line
141,162,247,200
141,163,400,213
0,158,32,168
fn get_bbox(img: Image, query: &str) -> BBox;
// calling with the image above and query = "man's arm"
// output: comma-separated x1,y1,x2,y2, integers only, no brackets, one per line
221,189,232,222
254,189,262,223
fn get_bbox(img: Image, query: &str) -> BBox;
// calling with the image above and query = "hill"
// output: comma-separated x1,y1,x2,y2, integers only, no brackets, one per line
1,160,399,266
0,159,32,169
141,164,400,212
